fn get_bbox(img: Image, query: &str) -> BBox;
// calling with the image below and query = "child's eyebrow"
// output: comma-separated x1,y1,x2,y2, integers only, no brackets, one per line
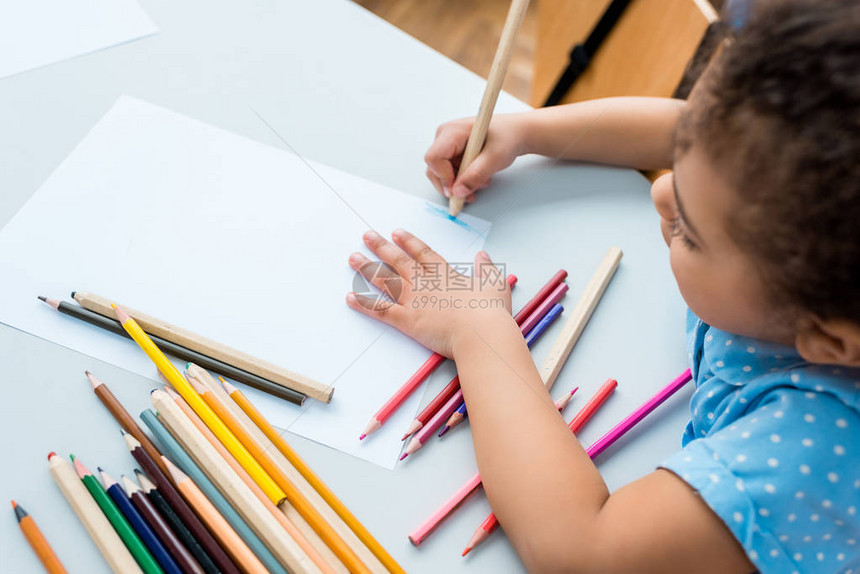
673,175,702,241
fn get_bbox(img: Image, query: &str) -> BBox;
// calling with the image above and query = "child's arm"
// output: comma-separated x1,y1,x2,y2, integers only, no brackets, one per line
348,230,754,573
426,97,684,200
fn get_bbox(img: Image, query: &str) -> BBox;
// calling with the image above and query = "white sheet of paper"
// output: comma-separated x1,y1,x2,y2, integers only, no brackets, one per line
0,0,157,80
0,96,490,468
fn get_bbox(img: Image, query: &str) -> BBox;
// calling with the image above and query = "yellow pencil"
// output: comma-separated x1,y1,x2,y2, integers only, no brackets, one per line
221,378,405,574
112,304,286,505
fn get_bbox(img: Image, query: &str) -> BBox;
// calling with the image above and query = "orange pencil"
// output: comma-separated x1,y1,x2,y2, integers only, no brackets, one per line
162,458,269,574
12,501,67,574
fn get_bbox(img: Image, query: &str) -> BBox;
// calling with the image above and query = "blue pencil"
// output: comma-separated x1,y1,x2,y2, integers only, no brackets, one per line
100,468,182,574
439,303,565,436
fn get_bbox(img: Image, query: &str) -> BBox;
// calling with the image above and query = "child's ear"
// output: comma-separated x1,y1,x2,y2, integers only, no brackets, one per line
795,316,860,366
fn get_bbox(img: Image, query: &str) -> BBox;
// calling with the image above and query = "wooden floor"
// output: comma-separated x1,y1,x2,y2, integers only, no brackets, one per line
352,0,537,102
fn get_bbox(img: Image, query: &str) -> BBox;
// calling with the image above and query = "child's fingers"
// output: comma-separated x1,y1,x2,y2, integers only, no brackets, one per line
425,122,470,191
348,253,403,300
391,229,446,269
362,230,418,281
451,154,494,198
345,293,406,329
426,168,447,197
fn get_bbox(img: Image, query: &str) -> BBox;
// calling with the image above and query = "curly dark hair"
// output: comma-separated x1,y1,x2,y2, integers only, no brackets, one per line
676,0,860,325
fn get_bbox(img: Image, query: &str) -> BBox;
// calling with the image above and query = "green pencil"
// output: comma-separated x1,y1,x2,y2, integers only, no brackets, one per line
71,455,164,574
139,410,288,574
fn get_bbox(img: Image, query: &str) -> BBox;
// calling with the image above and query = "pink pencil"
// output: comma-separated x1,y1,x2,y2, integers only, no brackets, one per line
400,389,463,461
517,283,568,336
462,369,693,555
360,274,518,440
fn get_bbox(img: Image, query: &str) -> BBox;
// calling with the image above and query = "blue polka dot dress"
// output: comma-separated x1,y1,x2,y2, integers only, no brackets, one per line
661,311,860,573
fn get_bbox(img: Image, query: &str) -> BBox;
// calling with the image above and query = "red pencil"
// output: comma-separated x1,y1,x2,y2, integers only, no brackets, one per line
401,270,569,440
462,378,618,555
360,274,518,440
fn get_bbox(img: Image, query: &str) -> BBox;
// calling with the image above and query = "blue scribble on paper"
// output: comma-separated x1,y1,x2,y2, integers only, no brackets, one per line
424,202,481,234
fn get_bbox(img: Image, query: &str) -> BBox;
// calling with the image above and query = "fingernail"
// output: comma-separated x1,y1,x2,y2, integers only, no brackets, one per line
365,230,380,241
349,252,362,263
392,229,406,239
443,186,451,198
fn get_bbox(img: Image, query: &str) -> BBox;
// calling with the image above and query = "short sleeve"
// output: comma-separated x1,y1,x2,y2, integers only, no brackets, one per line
661,388,859,573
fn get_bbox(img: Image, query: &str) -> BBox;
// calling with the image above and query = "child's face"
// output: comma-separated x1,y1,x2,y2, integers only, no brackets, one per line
650,146,794,345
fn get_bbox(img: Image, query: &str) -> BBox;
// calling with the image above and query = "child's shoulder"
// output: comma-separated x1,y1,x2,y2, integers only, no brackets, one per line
664,312,859,572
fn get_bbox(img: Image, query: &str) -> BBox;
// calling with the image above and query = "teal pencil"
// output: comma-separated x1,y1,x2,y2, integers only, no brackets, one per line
139,409,289,574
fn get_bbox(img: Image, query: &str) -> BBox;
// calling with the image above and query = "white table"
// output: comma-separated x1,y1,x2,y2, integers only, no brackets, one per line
0,0,693,571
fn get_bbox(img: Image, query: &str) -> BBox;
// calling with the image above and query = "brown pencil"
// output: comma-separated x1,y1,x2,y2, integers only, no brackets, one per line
86,371,167,476
162,458,269,574
120,475,205,574
12,501,67,574
122,432,241,574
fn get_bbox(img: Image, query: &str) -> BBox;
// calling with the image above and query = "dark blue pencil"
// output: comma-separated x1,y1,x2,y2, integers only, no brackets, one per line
439,303,566,436
100,468,182,574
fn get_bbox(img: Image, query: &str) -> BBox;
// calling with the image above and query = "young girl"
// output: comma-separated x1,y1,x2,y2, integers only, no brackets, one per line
347,1,859,571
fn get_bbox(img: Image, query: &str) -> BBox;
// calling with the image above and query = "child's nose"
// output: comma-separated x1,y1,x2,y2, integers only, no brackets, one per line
651,172,676,220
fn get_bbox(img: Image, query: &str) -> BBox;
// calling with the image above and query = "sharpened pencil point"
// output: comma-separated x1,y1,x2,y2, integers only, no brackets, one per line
438,426,450,438
359,434,366,441
47,451,56,461
448,214,456,221
461,548,471,557
70,291,76,299
399,452,408,461
37,295,46,302
10,500,17,509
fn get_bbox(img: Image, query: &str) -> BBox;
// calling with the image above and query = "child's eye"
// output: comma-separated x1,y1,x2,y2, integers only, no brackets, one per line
671,216,698,250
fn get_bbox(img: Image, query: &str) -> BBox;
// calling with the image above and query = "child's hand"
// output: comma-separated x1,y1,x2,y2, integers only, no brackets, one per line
346,229,513,358
425,114,528,203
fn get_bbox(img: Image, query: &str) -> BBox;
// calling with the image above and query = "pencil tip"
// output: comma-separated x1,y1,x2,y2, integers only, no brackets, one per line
70,291,76,298
47,451,56,461
461,548,471,557
399,452,408,461
448,214,456,221
69,454,75,462
10,500,16,509
359,434,366,441
37,295,46,302
438,426,450,438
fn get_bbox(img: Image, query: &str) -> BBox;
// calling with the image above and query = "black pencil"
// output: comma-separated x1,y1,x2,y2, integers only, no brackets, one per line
38,296,305,405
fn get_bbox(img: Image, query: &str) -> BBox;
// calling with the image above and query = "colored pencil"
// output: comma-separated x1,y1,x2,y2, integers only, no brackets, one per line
463,370,691,554
512,270,568,325
140,408,290,574
458,378,619,553
411,379,611,547
151,391,326,574
76,291,331,402
567,378,618,434
48,453,142,574
553,387,578,412
101,469,181,574
401,271,567,440
133,471,220,574
440,303,566,435
189,378,367,574
162,458,269,574
516,283,568,337
359,274,517,440
38,296,305,405
113,304,287,507
217,374,404,574
12,501,67,574
406,300,565,455
161,384,341,574
72,457,163,574
85,370,167,475
123,433,240,574
587,369,692,459
447,0,531,216
121,475,205,574
538,247,623,390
